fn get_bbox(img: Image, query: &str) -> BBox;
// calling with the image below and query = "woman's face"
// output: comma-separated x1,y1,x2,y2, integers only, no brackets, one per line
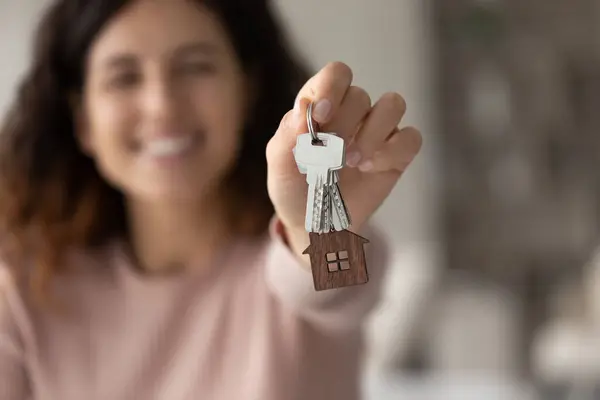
78,0,248,202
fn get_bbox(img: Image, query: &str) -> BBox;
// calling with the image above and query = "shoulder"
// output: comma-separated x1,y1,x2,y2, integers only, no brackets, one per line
0,242,119,307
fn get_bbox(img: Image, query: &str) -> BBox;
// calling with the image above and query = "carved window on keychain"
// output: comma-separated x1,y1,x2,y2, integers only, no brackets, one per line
327,250,350,272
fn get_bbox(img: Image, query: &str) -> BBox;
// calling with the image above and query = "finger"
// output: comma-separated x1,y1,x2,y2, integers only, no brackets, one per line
357,126,422,173
266,99,308,177
346,92,407,166
324,86,371,141
295,61,353,124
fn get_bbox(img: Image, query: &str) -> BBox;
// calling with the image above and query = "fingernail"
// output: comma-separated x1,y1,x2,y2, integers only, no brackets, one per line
346,151,362,167
358,160,373,172
313,99,331,123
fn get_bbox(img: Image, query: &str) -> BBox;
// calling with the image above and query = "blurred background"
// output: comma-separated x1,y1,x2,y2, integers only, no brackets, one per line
2,0,600,398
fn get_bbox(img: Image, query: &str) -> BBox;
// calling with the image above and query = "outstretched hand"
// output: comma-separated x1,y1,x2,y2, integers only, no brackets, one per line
266,62,422,256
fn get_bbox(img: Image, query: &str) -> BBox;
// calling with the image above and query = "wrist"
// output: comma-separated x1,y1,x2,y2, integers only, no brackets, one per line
280,223,311,268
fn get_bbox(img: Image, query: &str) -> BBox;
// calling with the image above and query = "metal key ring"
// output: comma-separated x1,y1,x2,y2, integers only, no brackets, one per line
306,101,322,144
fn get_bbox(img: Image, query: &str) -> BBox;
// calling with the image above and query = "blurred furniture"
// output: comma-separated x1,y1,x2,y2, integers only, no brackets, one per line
531,246,600,394
425,276,521,376
435,0,600,376
363,369,536,400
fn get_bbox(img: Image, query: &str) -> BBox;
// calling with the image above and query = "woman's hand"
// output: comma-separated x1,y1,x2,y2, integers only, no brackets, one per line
266,62,422,256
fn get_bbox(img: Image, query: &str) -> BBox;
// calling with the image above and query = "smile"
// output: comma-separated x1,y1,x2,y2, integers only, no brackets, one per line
142,135,196,159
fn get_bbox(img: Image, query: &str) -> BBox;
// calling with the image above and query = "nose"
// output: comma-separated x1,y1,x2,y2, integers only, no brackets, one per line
140,77,179,128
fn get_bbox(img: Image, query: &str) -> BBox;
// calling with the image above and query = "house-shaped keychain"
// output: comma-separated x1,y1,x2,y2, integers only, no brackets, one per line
303,229,369,291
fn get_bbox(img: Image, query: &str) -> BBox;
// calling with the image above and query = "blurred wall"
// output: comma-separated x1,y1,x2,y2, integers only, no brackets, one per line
0,1,45,113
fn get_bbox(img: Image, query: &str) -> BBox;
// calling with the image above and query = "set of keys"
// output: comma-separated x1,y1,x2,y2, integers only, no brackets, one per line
293,103,351,233
292,101,370,291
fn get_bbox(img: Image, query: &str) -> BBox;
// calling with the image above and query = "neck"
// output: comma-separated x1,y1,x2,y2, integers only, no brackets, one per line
126,190,232,274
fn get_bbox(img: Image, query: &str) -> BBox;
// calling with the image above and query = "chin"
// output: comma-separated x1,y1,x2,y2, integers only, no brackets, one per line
134,183,210,203
125,171,227,204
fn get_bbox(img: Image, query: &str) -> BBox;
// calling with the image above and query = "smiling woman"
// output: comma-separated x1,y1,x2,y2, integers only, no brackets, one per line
0,0,420,399
0,0,306,282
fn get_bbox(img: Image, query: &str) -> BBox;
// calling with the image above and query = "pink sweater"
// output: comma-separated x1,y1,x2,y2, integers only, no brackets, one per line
0,218,387,400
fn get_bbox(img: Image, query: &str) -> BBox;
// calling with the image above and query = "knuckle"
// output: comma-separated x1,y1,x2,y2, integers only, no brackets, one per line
348,86,372,110
381,92,407,115
278,109,294,129
404,126,423,152
326,61,353,82
266,110,295,160
265,136,276,160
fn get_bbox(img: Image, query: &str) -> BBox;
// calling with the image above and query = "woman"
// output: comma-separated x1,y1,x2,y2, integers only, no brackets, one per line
0,0,422,399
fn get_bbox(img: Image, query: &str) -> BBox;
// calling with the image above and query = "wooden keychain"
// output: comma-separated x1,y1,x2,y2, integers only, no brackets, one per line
292,101,369,291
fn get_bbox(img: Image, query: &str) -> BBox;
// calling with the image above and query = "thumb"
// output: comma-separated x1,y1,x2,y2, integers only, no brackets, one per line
266,97,310,178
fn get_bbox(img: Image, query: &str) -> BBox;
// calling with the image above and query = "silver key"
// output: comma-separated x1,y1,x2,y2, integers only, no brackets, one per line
320,180,332,232
328,171,351,231
293,132,345,232
310,164,350,233
320,173,336,232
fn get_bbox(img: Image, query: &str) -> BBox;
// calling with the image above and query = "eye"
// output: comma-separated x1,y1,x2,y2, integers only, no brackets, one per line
108,71,140,89
177,61,216,76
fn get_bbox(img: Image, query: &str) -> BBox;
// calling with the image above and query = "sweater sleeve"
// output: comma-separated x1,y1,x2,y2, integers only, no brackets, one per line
264,217,389,332
0,266,29,399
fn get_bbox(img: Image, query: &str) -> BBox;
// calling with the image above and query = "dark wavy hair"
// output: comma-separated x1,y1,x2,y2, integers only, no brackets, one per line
0,0,310,301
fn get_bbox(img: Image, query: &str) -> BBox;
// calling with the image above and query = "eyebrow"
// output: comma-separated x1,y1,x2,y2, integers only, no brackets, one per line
172,41,219,58
102,54,137,70
101,42,219,70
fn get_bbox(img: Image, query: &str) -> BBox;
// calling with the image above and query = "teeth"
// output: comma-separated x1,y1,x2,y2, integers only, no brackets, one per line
145,136,193,157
